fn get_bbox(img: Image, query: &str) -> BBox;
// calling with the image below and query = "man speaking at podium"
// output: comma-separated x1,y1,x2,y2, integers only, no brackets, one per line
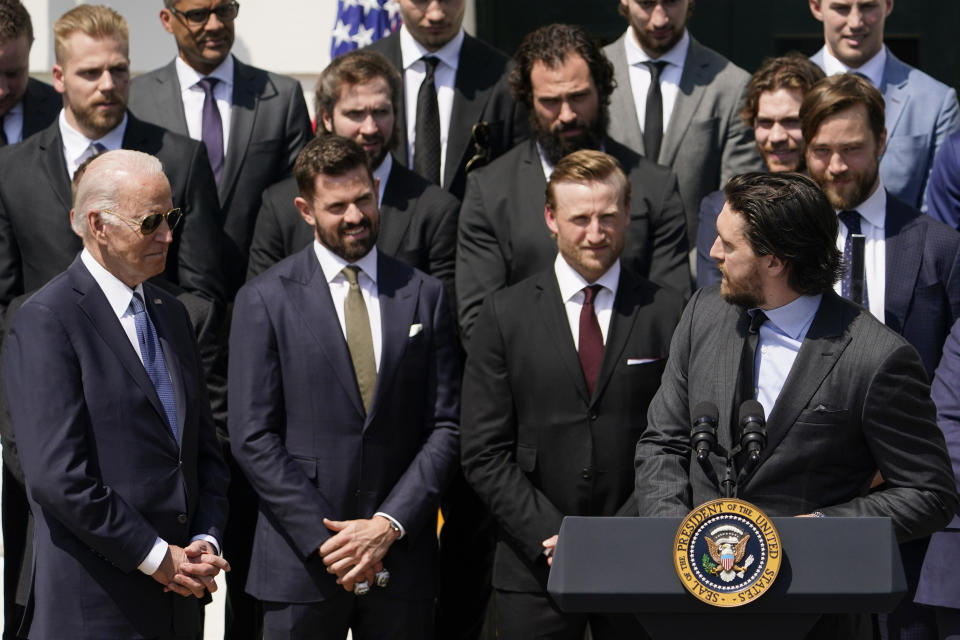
635,172,957,639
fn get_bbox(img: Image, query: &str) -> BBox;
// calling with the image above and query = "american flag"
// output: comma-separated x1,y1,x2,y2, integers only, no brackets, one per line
330,0,402,59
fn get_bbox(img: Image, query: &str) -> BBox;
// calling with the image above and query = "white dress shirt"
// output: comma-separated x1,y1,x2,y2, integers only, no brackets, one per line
79,249,219,575
832,183,887,322
59,110,127,179
373,152,392,207
554,253,620,349
623,27,690,138
821,45,887,88
175,54,234,154
2,101,23,144
399,25,463,181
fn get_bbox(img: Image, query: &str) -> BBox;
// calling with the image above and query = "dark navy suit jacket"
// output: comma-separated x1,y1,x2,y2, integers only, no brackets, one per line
2,257,229,639
228,247,460,603
927,130,960,230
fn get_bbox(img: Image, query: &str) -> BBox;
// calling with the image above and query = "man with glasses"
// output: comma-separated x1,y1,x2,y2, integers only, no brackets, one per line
2,148,230,640
131,0,312,296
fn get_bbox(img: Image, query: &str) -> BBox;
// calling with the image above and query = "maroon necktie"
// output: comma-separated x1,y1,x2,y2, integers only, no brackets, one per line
578,285,604,396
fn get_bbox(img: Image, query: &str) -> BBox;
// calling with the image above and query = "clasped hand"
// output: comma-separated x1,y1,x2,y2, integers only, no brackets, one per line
319,516,400,592
152,539,231,598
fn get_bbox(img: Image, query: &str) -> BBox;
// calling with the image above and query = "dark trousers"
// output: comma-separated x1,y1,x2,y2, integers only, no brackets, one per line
262,590,433,640
934,607,960,640
495,590,649,640
879,537,937,640
2,464,28,640
222,448,263,640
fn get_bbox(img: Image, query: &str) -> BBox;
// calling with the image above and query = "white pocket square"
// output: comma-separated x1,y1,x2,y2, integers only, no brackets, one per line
409,323,423,337
626,357,659,365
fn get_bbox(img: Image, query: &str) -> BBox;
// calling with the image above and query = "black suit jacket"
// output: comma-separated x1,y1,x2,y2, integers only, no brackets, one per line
0,112,226,320
18,79,61,142
246,156,459,299
460,266,684,591
636,287,958,542
228,247,460,602
129,56,312,293
3,257,229,639
366,32,526,200
457,136,689,339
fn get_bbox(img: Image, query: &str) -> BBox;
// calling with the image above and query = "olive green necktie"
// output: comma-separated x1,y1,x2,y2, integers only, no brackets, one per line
342,266,376,413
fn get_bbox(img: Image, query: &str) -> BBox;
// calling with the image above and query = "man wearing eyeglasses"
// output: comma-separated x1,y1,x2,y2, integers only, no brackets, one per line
130,0,312,296
2,148,230,640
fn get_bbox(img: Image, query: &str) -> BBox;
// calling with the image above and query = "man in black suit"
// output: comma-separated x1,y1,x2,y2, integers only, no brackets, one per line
229,135,460,640
457,23,689,340
247,49,458,301
3,148,230,640
364,0,525,199
130,0,312,294
461,149,683,639
0,0,60,147
635,172,958,639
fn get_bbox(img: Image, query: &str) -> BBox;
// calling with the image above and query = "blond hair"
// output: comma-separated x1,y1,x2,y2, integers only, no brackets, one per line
53,4,128,65
545,149,630,212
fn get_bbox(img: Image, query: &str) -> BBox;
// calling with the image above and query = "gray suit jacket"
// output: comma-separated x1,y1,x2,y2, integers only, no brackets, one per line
129,56,312,293
605,33,762,246
635,287,958,543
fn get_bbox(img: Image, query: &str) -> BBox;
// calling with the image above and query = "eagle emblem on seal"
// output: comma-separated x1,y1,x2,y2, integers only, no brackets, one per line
705,525,755,582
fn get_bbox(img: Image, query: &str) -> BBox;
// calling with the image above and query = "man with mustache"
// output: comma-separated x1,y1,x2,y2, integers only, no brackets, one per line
803,73,960,639
808,0,959,212
247,49,458,303
229,134,460,640
130,0,311,296
457,23,689,341
696,53,825,288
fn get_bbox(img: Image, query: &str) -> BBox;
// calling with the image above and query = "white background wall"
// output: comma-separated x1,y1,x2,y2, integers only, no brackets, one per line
22,0,477,118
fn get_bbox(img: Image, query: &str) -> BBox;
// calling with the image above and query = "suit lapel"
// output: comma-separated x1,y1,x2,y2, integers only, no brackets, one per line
883,195,923,334
880,52,910,138
283,248,366,418
154,61,190,134
660,38,710,168
376,161,411,256
366,256,419,428
147,292,187,445
607,35,645,155
535,271,590,404
36,124,72,213
592,272,641,403
722,310,750,448
445,35,490,188
222,58,263,202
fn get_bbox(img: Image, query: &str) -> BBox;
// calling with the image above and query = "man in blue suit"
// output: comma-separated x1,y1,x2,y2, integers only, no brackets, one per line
803,72,960,640
2,149,230,640
228,134,460,639
926,131,960,231
808,0,960,211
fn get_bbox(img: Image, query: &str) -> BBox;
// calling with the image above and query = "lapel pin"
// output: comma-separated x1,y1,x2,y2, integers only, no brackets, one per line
153,298,163,305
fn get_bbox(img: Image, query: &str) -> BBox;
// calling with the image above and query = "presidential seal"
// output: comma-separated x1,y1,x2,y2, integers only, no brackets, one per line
673,498,781,607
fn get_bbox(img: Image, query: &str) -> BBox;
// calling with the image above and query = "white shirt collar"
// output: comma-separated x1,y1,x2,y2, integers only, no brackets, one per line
821,45,886,88
624,26,690,69
80,247,144,319
840,180,887,229
760,294,821,341
313,240,379,285
373,153,393,207
59,109,128,177
175,53,235,92
399,24,463,72
554,253,621,303
536,140,606,181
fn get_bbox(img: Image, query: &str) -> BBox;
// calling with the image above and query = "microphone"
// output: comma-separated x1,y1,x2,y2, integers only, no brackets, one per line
739,400,767,472
690,402,719,464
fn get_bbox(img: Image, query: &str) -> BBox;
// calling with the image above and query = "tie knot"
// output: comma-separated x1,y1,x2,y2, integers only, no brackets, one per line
644,60,667,78
130,291,146,314
582,284,603,306
342,265,362,287
422,56,440,75
838,210,862,235
198,76,219,95
748,310,768,335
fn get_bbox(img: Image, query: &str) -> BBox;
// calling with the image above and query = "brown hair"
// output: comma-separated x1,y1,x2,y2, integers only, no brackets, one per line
741,52,825,127
294,134,373,201
315,50,401,142
53,5,128,65
800,73,885,145
545,149,630,211
0,0,32,43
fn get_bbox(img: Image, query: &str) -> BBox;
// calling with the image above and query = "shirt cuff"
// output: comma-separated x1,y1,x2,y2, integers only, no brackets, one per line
137,537,168,575
190,534,221,555
374,512,405,539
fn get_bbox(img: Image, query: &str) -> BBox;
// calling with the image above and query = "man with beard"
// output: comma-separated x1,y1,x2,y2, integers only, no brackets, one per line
461,149,684,639
604,0,763,249
247,49,458,302
697,53,825,287
802,73,960,640
457,22,688,340
130,0,311,295
635,171,957,640
228,134,460,640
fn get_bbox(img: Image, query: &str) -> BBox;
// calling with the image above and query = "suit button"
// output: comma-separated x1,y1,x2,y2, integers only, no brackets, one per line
588,411,598,421
176,513,188,524
581,469,592,480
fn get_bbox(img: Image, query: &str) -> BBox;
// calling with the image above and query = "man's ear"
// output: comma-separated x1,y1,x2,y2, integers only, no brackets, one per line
295,196,316,227
544,205,559,237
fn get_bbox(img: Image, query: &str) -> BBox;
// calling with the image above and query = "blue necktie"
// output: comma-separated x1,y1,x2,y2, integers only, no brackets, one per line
130,292,178,441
